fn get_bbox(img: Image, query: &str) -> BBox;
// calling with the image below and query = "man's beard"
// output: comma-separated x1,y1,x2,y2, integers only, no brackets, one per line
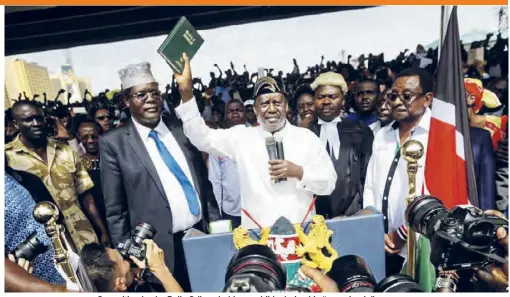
259,116,285,132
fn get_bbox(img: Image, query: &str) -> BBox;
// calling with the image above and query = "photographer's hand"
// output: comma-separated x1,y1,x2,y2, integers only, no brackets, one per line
300,266,339,292
135,240,183,292
475,210,508,291
8,254,33,274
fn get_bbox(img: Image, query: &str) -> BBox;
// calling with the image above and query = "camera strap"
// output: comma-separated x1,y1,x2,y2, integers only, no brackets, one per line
381,128,415,233
381,148,401,233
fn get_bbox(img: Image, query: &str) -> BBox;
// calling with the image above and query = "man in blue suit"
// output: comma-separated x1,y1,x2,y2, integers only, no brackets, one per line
470,127,496,210
466,84,497,210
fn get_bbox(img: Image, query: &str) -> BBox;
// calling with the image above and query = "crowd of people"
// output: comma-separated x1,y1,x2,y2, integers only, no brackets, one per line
4,31,509,293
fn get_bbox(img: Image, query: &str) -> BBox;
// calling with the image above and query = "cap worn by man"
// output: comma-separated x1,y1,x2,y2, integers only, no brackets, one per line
118,62,157,89
253,76,283,98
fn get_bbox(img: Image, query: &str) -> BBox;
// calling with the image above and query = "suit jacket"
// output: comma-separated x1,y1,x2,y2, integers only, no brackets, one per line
309,119,374,217
470,127,496,210
99,116,220,271
495,135,508,214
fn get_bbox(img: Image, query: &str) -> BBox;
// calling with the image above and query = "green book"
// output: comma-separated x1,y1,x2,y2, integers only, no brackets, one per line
158,16,204,74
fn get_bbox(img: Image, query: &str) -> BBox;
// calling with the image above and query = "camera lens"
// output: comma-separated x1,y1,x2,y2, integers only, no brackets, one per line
133,223,156,244
406,195,448,238
327,255,376,292
13,232,47,262
224,244,286,292
375,274,423,292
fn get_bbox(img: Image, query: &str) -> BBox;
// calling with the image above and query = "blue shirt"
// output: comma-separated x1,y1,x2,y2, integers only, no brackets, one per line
4,172,65,284
208,155,241,217
345,113,378,126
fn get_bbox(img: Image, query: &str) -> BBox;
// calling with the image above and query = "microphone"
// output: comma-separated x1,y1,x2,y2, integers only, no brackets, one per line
274,134,287,182
266,136,278,160
266,136,282,183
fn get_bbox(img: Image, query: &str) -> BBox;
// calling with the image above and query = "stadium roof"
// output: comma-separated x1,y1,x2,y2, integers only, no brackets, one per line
6,6,373,56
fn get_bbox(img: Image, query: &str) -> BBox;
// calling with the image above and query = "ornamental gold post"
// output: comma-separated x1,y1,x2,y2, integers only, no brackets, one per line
33,201,78,284
400,140,424,280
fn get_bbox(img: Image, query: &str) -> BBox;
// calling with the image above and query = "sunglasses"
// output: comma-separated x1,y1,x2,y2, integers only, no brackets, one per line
129,90,162,101
386,91,423,102
96,115,112,121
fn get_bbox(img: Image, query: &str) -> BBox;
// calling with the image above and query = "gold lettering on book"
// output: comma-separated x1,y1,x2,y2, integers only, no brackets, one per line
183,30,196,45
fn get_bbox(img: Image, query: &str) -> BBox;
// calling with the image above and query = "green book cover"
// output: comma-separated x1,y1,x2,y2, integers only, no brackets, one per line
158,16,204,73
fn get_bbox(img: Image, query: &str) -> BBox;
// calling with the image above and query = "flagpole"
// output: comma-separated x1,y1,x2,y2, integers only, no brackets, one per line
439,6,444,59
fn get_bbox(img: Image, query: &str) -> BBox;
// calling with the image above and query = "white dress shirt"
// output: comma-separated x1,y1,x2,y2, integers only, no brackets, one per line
363,108,431,259
176,98,337,229
318,116,342,160
369,121,382,135
132,117,202,233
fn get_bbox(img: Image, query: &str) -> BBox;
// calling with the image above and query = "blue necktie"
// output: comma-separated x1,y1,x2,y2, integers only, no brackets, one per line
148,130,200,216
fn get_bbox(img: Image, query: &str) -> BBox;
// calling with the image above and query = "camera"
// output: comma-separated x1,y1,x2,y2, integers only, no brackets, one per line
406,195,508,271
223,244,309,292
328,255,423,292
12,232,48,261
224,244,287,292
117,223,156,261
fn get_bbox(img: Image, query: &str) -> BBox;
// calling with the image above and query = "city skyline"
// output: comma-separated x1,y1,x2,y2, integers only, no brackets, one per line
4,57,93,108
6,5,505,95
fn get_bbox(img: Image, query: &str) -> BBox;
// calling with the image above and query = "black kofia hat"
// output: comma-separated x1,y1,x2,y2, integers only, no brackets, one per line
253,76,283,98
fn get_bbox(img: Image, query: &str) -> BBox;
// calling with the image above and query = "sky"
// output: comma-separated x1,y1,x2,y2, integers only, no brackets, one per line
8,5,505,94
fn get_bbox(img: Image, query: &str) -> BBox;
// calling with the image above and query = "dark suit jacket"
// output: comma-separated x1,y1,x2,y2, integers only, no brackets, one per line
99,116,220,271
470,127,496,210
495,135,508,214
309,119,374,217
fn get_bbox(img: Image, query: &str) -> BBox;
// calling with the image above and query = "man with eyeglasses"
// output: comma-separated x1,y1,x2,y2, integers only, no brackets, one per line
363,68,434,277
98,62,220,292
307,72,374,218
345,79,379,126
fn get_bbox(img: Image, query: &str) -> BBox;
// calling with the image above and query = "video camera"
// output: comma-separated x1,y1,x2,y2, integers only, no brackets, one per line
406,195,508,271
117,223,156,261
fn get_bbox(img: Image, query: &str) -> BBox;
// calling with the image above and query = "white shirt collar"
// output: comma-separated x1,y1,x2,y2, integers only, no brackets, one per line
318,116,341,160
318,115,342,125
388,108,432,133
131,117,169,141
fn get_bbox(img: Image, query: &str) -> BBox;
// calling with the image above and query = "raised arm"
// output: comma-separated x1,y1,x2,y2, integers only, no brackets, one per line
173,53,240,159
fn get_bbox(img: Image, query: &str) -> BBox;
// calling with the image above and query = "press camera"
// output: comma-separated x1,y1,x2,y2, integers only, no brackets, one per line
406,195,508,271
117,222,156,261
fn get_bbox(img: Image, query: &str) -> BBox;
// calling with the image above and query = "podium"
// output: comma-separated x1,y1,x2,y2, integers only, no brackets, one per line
183,211,386,292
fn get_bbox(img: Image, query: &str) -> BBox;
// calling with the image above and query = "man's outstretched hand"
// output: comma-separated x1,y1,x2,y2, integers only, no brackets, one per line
173,53,194,103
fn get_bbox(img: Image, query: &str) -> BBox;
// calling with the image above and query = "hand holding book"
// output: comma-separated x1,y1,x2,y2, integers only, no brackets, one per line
173,53,194,103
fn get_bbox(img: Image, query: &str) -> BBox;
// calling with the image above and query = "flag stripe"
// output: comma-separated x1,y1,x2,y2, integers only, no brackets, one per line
426,117,468,209
431,98,467,161
425,5,478,208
